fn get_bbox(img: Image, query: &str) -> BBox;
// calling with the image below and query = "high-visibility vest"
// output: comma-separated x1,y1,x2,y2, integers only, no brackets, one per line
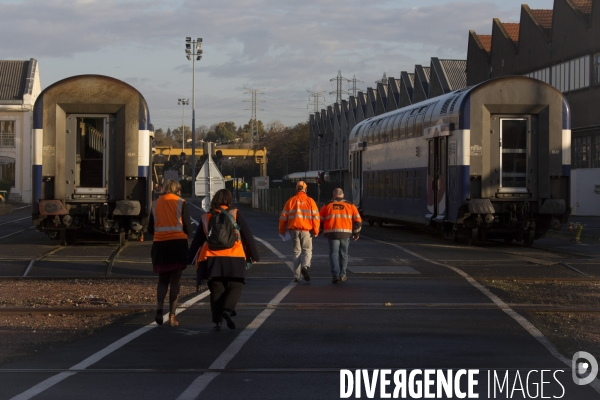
197,207,246,261
320,200,362,235
278,192,320,234
151,193,188,241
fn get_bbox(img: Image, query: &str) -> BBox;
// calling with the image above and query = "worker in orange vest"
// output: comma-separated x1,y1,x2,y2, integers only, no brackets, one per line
319,188,362,283
279,181,320,282
148,180,191,326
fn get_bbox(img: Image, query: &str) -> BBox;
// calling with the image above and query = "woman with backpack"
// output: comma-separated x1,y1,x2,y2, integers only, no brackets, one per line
187,188,260,331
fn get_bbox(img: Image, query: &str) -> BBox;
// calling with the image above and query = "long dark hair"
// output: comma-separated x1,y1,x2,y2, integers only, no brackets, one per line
210,189,233,209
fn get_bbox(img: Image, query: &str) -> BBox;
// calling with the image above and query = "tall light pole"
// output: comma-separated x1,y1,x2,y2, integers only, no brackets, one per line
178,98,188,179
185,37,203,198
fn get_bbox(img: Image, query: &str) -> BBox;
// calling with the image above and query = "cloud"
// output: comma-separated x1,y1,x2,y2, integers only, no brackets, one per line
0,0,521,128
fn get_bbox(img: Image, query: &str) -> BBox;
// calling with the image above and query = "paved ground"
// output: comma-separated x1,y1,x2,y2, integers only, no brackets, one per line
1,202,599,399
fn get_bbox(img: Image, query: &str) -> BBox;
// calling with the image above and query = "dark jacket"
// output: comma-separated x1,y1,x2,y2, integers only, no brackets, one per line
187,208,260,283
148,199,191,265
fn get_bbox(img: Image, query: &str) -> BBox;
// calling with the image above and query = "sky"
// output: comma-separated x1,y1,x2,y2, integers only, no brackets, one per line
1,0,555,132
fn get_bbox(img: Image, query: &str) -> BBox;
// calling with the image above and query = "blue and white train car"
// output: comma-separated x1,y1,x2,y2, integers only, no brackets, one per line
349,76,570,246
32,75,153,245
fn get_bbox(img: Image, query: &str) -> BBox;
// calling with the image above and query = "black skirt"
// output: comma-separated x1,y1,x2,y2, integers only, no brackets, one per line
151,239,189,265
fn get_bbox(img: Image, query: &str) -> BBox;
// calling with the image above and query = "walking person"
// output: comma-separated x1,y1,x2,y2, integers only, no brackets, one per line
149,180,192,326
279,181,320,282
187,189,259,331
319,188,362,283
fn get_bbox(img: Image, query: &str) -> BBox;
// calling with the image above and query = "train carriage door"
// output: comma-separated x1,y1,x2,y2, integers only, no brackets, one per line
66,115,109,196
350,149,363,207
495,117,536,196
427,137,447,219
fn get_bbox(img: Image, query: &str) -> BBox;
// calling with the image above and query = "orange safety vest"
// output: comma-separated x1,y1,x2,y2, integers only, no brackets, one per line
197,207,246,262
278,192,320,234
151,193,188,241
319,200,362,236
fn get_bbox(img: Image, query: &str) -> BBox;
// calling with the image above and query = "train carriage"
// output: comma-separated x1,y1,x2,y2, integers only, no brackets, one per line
32,75,153,245
349,76,570,246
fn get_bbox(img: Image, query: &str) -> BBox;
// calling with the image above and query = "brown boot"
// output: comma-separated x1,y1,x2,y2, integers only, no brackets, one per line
168,313,179,326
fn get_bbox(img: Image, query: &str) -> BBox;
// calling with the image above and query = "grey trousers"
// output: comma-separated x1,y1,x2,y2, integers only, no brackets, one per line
291,230,312,280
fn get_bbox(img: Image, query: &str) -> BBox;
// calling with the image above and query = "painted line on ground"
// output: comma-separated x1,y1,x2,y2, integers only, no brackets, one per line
0,226,35,240
9,291,210,400
363,235,600,394
0,216,30,226
175,235,295,400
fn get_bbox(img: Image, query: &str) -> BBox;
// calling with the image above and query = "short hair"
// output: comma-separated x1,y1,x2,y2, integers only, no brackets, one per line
163,180,181,195
210,189,233,209
333,188,344,198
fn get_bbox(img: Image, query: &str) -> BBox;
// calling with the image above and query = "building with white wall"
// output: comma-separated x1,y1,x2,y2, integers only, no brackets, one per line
0,58,41,203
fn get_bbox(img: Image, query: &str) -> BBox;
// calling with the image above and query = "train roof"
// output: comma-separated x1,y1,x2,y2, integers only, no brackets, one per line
350,75,570,141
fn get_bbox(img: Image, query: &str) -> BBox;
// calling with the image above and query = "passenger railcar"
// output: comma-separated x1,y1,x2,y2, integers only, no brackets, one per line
349,76,570,246
32,75,153,245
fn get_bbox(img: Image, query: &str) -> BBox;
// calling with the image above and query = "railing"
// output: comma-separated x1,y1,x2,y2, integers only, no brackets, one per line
82,122,104,154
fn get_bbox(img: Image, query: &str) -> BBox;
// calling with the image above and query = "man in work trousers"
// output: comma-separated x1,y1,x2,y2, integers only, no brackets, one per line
279,181,320,282
319,188,362,283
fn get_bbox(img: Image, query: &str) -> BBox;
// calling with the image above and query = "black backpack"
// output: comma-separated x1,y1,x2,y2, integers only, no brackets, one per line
206,208,241,250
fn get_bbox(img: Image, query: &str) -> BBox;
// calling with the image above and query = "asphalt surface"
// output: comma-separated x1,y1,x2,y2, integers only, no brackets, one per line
0,202,599,399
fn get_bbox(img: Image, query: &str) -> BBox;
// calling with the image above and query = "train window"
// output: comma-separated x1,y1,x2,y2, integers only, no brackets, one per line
405,170,414,198
393,113,404,140
392,171,399,197
385,172,391,197
398,171,405,198
373,172,379,197
425,101,439,124
415,170,422,198
428,140,434,175
367,172,373,197
415,115,424,137
407,116,415,138
440,137,447,177
380,172,386,197
381,117,392,142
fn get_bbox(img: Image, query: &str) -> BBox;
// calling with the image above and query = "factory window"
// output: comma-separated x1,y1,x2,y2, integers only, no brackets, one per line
0,120,15,148
572,136,589,169
0,156,15,187
552,55,590,92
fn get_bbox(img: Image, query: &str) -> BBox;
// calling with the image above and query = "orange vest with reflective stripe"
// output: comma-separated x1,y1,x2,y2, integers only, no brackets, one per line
278,191,320,234
198,207,246,262
152,193,188,241
319,200,362,236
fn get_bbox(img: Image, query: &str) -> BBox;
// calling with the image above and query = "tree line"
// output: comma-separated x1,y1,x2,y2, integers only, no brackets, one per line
153,118,310,183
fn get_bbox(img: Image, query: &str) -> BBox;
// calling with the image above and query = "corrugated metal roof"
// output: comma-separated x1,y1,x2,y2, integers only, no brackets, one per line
531,9,553,29
572,0,592,14
502,22,520,45
478,34,492,54
0,60,29,100
440,60,467,90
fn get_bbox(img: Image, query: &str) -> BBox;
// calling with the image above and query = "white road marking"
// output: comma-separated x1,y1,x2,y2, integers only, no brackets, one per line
363,235,600,394
0,216,30,226
9,291,210,400
175,235,296,400
0,226,35,240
